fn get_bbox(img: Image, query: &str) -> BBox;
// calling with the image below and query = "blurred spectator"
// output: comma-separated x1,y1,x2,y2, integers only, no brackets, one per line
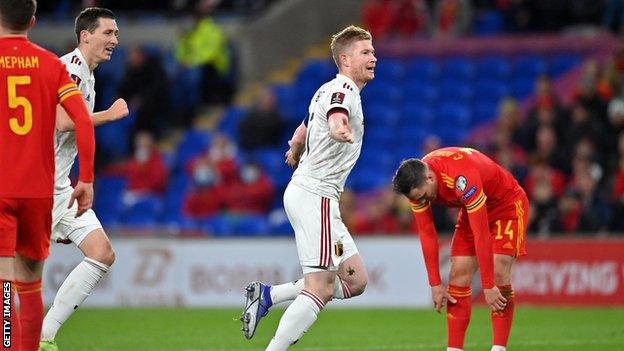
494,98,524,146
393,0,430,37
117,46,171,138
422,134,442,155
524,157,567,198
571,169,610,232
222,162,275,214
572,61,609,128
562,104,609,166
183,158,224,218
528,178,560,235
433,0,472,37
175,0,233,105
238,88,286,151
188,133,239,185
529,125,568,172
105,131,169,200
603,0,624,33
501,0,534,32
362,0,396,38
609,154,624,230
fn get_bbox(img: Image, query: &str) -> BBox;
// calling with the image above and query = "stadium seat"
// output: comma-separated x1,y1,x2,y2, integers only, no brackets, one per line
400,103,435,128
405,57,440,81
472,101,499,125
476,56,511,79
474,79,510,104
513,55,547,79
217,106,247,140
120,195,163,227
511,77,535,99
267,209,293,236
174,129,211,170
549,54,582,76
364,103,401,127
435,103,472,129
373,59,405,82
296,60,335,85
473,10,504,36
402,81,439,106
361,80,403,105
438,80,474,103
440,57,476,81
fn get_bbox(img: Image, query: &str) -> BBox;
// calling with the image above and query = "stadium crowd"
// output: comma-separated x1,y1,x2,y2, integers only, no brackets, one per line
47,0,624,236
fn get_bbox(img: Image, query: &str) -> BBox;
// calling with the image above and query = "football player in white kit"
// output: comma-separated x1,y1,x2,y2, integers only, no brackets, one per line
39,8,128,351
241,25,376,350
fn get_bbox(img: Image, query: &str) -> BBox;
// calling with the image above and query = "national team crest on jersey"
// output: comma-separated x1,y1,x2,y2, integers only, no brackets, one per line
330,92,345,105
455,175,467,192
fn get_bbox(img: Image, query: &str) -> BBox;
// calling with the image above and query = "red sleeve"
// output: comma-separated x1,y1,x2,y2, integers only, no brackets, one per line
410,200,442,286
57,65,95,182
456,170,494,289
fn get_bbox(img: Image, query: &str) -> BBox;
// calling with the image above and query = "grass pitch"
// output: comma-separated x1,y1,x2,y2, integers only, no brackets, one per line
54,307,624,350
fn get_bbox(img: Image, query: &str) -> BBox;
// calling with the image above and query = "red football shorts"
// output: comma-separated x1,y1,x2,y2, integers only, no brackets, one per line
451,193,529,258
0,198,53,260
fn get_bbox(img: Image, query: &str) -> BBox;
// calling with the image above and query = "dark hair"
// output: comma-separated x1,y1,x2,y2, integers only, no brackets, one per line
0,0,37,32
74,7,115,43
392,158,428,196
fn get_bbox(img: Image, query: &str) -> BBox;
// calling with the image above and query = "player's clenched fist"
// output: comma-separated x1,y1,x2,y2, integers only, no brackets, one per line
107,98,129,121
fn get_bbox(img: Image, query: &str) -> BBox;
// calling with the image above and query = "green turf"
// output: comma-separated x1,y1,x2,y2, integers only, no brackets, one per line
53,307,624,350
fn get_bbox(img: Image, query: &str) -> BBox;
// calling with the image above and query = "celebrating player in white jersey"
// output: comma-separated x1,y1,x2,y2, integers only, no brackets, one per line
39,8,128,351
241,25,376,350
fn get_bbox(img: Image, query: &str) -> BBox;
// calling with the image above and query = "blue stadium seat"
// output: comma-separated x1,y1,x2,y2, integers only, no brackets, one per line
272,84,296,107
434,129,467,146
361,80,403,105
511,77,535,99
402,81,439,106
400,103,435,128
364,103,401,127
440,57,476,81
474,79,510,104
435,103,472,129
549,54,582,76
476,56,511,79
513,55,547,79
473,11,504,36
373,59,405,82
438,80,474,103
347,166,391,192
472,101,499,125
405,57,440,81
174,130,211,170
297,60,335,85
217,106,247,141
120,195,163,227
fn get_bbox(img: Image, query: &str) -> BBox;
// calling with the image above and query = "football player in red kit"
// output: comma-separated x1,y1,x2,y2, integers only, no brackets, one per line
392,147,528,351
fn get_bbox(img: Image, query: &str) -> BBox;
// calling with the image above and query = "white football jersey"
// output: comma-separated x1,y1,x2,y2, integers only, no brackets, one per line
54,48,96,195
291,74,364,201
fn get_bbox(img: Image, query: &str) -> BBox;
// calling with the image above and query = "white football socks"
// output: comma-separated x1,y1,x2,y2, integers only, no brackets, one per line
491,345,506,351
270,277,350,305
40,258,109,341
265,290,324,351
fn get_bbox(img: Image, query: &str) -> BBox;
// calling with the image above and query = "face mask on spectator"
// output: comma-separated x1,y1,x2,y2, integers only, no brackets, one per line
135,147,151,163
241,165,260,184
194,166,217,186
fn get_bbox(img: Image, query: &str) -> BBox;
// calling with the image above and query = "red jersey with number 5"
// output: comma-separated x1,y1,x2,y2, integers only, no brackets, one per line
0,36,94,198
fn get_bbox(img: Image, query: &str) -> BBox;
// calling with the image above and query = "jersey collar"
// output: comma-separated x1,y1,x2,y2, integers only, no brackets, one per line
72,48,95,81
336,74,360,94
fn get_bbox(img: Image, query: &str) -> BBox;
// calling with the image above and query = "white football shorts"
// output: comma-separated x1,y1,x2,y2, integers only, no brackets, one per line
51,190,102,246
283,182,358,274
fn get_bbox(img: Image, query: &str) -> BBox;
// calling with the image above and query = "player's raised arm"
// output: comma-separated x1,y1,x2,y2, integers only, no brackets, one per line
327,109,354,143
56,98,128,132
285,120,307,168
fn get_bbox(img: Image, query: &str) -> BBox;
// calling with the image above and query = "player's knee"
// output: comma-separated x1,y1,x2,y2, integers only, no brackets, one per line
87,246,115,266
349,276,368,297
494,269,510,286
449,269,472,286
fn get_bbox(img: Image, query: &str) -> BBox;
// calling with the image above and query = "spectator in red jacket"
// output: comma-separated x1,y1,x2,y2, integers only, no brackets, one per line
222,162,275,214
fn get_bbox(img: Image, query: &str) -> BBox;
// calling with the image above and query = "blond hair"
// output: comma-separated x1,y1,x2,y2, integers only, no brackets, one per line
330,25,372,68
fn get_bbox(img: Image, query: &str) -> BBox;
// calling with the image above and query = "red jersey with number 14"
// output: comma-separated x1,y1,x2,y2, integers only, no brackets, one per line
0,36,92,198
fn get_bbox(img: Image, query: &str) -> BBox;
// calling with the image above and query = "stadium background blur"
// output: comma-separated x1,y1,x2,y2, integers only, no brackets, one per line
29,0,624,349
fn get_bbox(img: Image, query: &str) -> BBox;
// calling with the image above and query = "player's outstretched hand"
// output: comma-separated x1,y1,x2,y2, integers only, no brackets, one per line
431,284,457,313
484,286,507,311
107,98,129,121
337,127,354,144
285,140,300,168
68,181,94,218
